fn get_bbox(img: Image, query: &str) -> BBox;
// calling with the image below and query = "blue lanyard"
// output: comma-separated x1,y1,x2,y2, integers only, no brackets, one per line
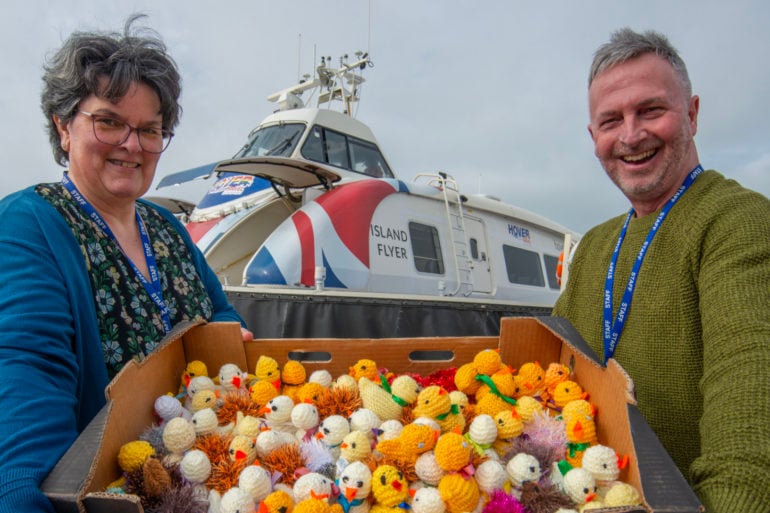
602,164,704,363
61,173,172,333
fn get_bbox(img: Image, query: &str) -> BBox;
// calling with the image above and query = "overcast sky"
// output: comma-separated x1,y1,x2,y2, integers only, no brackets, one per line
2,0,768,233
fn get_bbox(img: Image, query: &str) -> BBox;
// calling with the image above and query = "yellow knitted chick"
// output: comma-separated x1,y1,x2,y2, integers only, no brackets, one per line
434,432,473,473
412,386,465,433
294,497,344,513
376,422,439,467
474,367,518,418
260,490,295,513
349,359,379,382
228,434,258,464
492,409,524,456
371,465,413,513
118,440,155,473
178,360,208,397
603,482,642,507
473,348,503,376
453,362,481,396
359,374,420,422
551,380,586,411
515,361,546,398
565,413,598,467
543,362,571,401
250,379,279,409
255,355,282,390
282,359,308,402
437,473,480,513
297,381,330,404
514,395,544,423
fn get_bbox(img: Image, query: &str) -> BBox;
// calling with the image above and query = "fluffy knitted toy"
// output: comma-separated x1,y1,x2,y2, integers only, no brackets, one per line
220,486,257,513
260,490,295,513
358,374,420,422
370,465,413,513
412,386,465,433
315,414,351,460
219,363,249,394
506,452,541,499
282,360,308,402
255,355,282,390
292,402,321,441
179,449,211,499
162,416,196,466
376,422,438,468
293,471,336,503
336,460,373,513
465,414,498,460
349,359,380,382
411,486,446,513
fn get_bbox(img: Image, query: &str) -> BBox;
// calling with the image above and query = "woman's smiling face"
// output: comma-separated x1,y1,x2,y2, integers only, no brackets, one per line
54,80,163,209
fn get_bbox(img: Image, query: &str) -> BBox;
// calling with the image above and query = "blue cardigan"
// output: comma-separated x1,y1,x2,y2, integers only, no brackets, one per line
0,186,245,512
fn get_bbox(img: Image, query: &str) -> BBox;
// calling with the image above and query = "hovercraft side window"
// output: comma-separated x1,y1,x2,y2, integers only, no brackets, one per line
502,245,545,287
409,222,444,275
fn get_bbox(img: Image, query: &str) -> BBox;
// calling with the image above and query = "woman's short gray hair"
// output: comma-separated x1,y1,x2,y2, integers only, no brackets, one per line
589,28,692,99
41,14,182,166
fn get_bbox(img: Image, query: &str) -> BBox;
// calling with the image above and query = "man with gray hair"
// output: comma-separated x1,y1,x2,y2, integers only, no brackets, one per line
553,28,770,512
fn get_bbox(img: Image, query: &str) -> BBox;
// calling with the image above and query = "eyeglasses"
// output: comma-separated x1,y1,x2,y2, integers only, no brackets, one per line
78,111,174,153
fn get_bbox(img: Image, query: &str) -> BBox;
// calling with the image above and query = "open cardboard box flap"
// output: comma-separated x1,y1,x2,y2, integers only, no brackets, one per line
43,317,702,513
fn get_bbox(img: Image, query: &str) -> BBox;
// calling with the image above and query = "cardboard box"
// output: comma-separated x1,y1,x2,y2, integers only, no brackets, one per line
42,317,702,513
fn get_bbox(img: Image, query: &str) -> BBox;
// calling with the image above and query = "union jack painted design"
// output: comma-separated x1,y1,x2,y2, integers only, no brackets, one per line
245,178,417,288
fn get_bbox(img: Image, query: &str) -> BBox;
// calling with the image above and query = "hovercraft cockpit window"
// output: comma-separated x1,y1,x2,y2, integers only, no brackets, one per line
301,125,394,178
236,123,304,158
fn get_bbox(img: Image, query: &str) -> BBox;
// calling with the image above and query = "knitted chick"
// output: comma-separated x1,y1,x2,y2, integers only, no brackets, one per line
336,460,373,513
475,459,509,499
118,440,156,474
260,490,295,513
261,395,297,433
437,473,480,513
564,411,597,467
580,444,624,493
315,414,351,460
474,368,518,418
412,386,465,434
221,486,257,513
506,452,541,499
178,359,208,398
561,467,599,507
550,381,586,413
229,434,258,465
434,431,473,475
292,402,321,442
376,422,439,467
515,361,546,399
514,395,545,424
339,430,374,465
294,497,344,513
239,464,273,504
154,394,191,426
191,388,221,413
349,408,381,445
162,416,196,465
414,451,445,487
464,414,498,460
179,449,211,498
411,486,446,513
251,379,280,409
602,482,642,507
358,374,420,422
282,360,308,402
219,363,250,394
492,409,524,456
543,362,571,401
371,465,413,513
349,359,380,382
293,471,336,503
256,355,282,391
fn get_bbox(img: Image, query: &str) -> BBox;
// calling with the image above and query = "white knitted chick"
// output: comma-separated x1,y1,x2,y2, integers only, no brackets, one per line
411,486,446,513
239,464,273,503
337,460,373,513
220,486,256,513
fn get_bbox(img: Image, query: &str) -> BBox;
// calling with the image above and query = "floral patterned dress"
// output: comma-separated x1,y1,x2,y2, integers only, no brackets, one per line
38,182,214,378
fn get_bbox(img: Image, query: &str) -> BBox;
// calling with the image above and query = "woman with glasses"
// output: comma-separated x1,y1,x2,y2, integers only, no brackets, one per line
0,15,252,510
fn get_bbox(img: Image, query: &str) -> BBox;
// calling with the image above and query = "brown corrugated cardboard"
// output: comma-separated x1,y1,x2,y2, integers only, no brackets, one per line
42,317,703,513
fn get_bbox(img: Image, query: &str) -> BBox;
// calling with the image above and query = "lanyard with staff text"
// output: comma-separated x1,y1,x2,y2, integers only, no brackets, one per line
603,164,703,364
61,173,172,333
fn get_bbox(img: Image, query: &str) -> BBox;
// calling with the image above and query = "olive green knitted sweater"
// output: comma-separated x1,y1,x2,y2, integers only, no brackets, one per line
552,170,770,513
